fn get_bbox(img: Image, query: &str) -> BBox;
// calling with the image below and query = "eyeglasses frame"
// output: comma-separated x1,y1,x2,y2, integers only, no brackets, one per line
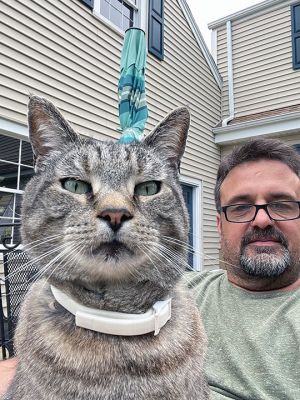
220,201,300,223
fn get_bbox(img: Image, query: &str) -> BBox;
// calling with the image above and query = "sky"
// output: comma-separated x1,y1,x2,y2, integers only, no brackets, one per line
185,0,263,49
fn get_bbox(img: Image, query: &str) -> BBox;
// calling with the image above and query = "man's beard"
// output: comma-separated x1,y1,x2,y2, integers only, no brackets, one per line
239,227,290,278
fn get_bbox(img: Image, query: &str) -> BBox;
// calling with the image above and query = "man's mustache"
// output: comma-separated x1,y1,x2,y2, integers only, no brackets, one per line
241,227,288,249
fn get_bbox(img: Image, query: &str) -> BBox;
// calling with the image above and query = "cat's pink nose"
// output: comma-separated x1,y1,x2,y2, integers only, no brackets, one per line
99,208,133,231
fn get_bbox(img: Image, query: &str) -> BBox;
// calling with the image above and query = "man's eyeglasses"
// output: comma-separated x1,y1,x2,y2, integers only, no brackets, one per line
220,201,300,223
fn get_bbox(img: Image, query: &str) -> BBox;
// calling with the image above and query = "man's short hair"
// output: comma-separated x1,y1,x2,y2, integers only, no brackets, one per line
215,138,300,212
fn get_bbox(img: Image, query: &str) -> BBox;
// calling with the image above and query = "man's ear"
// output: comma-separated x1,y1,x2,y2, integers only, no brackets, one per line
28,95,79,160
143,107,190,166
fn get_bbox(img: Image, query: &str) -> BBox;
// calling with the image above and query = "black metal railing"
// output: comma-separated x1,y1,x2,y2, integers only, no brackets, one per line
0,223,36,359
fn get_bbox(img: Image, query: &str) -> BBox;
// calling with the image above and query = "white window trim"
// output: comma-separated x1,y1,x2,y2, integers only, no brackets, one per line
93,0,148,35
180,175,203,272
0,118,28,140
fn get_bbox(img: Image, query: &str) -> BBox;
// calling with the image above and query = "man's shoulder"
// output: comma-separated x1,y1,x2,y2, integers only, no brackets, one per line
184,269,225,290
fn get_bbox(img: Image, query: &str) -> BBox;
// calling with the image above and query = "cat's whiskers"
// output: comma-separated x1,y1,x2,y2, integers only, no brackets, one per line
39,242,83,292
138,244,163,280
161,235,241,271
3,241,71,282
6,242,75,297
142,242,184,280
3,233,63,256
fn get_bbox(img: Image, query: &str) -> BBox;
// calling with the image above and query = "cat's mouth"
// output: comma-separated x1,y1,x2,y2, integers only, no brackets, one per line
90,240,133,260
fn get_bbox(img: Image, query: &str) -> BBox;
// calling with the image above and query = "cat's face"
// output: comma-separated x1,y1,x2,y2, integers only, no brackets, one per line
21,96,190,287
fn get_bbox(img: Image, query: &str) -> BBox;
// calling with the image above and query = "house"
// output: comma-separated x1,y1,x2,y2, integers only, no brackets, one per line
0,0,222,272
208,0,300,155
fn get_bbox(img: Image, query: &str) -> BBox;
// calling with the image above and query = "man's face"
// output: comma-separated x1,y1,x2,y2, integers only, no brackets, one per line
217,159,300,288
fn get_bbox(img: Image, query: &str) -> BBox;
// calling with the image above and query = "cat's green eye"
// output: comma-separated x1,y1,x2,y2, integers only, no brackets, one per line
62,179,92,194
134,181,161,196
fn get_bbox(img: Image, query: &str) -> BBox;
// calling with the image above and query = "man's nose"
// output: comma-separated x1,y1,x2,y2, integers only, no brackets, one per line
98,208,133,232
251,207,274,229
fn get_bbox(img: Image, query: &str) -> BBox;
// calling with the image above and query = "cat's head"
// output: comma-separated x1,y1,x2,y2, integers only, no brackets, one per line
22,96,190,289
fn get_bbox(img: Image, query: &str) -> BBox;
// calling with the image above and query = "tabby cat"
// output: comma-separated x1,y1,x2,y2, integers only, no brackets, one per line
3,96,208,400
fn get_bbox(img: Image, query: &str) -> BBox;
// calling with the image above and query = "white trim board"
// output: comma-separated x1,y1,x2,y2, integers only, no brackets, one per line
0,118,29,140
213,112,300,145
180,175,203,272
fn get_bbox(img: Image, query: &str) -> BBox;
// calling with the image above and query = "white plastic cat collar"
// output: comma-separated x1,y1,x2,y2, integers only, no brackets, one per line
50,285,172,336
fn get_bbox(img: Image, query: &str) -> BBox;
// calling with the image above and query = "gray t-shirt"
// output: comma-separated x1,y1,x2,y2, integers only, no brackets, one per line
187,270,300,400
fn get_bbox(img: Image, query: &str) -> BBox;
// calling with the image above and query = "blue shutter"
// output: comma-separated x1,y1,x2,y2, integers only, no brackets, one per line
181,184,194,269
291,4,300,69
79,0,94,9
148,0,164,60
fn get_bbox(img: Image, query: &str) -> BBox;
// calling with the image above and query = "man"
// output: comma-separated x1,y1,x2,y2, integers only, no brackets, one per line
188,138,300,399
1,138,300,399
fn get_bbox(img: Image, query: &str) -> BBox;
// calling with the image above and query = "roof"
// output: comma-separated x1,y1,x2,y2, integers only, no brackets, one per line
208,0,288,29
177,0,222,88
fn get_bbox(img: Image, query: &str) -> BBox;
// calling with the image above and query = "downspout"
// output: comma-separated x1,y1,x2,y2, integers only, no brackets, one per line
222,20,235,127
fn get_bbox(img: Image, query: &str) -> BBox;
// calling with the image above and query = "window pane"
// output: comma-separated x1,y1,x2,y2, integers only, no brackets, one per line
0,134,20,163
0,161,18,189
0,192,14,218
181,184,194,269
14,194,23,220
110,6,122,29
100,0,134,31
111,0,122,12
19,166,34,190
100,0,110,19
0,219,21,246
0,219,13,246
123,16,132,30
21,141,34,166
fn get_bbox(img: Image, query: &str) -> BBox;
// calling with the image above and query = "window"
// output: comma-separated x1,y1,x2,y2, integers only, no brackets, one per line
293,144,300,153
291,3,300,69
180,178,202,271
0,134,34,246
94,0,138,32
84,0,165,59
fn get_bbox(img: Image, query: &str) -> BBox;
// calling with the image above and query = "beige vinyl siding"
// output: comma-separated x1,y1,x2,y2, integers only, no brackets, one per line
1,0,122,140
215,2,300,119
149,0,221,269
217,26,229,119
0,0,221,269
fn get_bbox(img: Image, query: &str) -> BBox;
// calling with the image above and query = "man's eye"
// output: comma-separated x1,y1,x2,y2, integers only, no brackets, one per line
62,179,92,194
230,204,252,214
134,181,161,196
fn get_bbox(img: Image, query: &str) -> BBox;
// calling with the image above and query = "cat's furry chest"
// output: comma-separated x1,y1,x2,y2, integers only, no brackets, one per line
9,279,208,400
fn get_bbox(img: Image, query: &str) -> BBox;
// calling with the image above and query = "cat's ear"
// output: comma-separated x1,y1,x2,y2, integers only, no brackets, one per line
144,107,190,166
28,95,79,159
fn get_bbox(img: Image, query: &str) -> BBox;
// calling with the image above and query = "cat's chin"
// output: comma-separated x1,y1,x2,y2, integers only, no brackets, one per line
90,239,133,261
73,240,145,281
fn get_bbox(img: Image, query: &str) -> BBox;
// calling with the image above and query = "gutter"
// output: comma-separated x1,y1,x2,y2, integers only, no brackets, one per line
222,20,234,127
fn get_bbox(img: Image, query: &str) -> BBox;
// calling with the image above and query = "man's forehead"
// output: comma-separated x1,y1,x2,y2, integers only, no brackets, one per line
220,159,300,203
